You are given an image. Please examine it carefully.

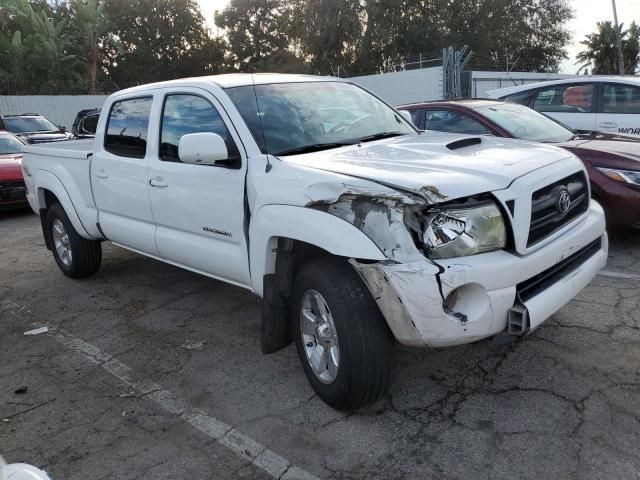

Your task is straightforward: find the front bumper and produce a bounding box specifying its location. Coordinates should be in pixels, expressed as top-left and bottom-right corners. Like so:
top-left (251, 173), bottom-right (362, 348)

top-left (352, 202), bottom-right (607, 348)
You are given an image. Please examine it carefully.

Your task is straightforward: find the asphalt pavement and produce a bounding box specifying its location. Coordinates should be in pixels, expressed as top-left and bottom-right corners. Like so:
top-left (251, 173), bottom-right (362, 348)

top-left (1, 208), bottom-right (639, 479)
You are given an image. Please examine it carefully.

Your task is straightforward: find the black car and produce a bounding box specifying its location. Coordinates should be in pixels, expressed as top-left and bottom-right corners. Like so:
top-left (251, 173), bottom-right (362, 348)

top-left (0, 113), bottom-right (71, 144)
top-left (71, 109), bottom-right (101, 139)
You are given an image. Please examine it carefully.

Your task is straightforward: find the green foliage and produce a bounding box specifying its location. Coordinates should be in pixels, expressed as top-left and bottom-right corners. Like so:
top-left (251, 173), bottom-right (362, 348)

top-left (214, 0), bottom-right (304, 72)
top-left (0, 0), bottom-right (83, 93)
top-left (0, 0), bottom-right (576, 93)
top-left (577, 21), bottom-right (640, 75)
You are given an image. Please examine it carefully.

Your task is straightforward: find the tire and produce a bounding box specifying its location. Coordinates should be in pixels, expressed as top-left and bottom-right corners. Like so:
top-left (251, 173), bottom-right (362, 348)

top-left (46, 203), bottom-right (102, 278)
top-left (291, 257), bottom-right (395, 410)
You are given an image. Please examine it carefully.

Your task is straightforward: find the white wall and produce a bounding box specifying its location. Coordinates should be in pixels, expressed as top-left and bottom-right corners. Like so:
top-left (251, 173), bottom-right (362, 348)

top-left (470, 71), bottom-right (579, 97)
top-left (0, 95), bottom-right (108, 130)
top-left (349, 67), bottom-right (443, 106)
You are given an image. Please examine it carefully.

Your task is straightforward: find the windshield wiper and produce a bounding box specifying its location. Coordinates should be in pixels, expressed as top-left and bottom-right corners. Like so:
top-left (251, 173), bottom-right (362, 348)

top-left (275, 142), bottom-right (356, 156)
top-left (354, 131), bottom-right (408, 143)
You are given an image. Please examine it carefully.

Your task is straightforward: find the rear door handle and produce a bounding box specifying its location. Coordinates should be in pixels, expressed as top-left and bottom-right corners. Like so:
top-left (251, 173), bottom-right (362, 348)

top-left (149, 178), bottom-right (168, 188)
top-left (96, 170), bottom-right (108, 179)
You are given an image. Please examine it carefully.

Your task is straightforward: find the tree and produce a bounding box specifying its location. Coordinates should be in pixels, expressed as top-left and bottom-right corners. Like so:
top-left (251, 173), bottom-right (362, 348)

top-left (287, 0), bottom-right (361, 74)
top-left (0, 0), bottom-right (83, 93)
top-left (102, 0), bottom-right (227, 84)
top-left (577, 21), bottom-right (640, 75)
top-left (69, 0), bottom-right (110, 94)
top-left (215, 0), bottom-right (303, 72)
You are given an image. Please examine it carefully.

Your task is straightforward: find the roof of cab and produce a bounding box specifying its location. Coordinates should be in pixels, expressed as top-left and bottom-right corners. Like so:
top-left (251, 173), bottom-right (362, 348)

top-left (111, 73), bottom-right (342, 97)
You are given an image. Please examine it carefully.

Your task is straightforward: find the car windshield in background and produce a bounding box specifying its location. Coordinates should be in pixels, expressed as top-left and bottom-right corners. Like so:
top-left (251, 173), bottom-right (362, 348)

top-left (476, 103), bottom-right (575, 143)
top-left (0, 135), bottom-right (25, 154)
top-left (226, 81), bottom-right (415, 156)
top-left (3, 116), bottom-right (60, 134)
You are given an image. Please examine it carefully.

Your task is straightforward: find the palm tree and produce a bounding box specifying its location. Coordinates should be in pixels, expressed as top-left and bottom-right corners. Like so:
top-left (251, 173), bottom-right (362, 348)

top-left (70, 0), bottom-right (109, 94)
top-left (577, 21), bottom-right (640, 75)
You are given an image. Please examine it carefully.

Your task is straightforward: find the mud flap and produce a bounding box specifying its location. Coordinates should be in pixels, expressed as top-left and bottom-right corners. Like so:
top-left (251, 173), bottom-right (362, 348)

top-left (261, 273), bottom-right (292, 354)
top-left (39, 208), bottom-right (53, 251)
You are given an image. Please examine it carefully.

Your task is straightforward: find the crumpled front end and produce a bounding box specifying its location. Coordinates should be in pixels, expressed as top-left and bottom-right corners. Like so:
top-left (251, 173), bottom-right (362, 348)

top-left (350, 200), bottom-right (607, 348)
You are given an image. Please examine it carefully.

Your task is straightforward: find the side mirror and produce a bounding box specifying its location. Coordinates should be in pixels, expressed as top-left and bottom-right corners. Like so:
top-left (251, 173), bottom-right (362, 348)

top-left (398, 110), bottom-right (414, 126)
top-left (58, 125), bottom-right (67, 133)
top-left (178, 132), bottom-right (228, 166)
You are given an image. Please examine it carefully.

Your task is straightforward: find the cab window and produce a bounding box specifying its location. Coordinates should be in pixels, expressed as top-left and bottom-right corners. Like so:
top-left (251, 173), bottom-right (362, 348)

top-left (159, 94), bottom-right (240, 166)
top-left (425, 110), bottom-right (490, 135)
top-left (601, 84), bottom-right (640, 114)
top-left (533, 84), bottom-right (594, 113)
top-left (104, 97), bottom-right (152, 158)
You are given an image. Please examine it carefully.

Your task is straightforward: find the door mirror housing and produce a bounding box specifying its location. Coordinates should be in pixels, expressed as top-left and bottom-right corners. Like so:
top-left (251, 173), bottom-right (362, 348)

top-left (179, 132), bottom-right (228, 166)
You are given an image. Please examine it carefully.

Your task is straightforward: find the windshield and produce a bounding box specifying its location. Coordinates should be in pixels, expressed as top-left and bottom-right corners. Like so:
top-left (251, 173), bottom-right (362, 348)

top-left (3, 116), bottom-right (60, 134)
top-left (0, 134), bottom-right (25, 154)
top-left (225, 81), bottom-right (415, 155)
top-left (476, 103), bottom-right (574, 143)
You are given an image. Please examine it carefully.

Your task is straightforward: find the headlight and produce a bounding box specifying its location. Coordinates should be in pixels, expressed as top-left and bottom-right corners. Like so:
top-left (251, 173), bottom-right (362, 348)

top-left (423, 202), bottom-right (506, 259)
top-left (597, 167), bottom-right (640, 186)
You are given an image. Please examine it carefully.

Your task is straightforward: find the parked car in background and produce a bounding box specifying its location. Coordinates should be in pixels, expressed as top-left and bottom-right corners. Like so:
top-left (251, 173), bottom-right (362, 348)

top-left (71, 108), bottom-right (100, 138)
top-left (398, 99), bottom-right (640, 229)
top-left (22, 74), bottom-right (607, 409)
top-left (0, 131), bottom-right (28, 210)
top-left (0, 114), bottom-right (71, 144)
top-left (485, 77), bottom-right (640, 138)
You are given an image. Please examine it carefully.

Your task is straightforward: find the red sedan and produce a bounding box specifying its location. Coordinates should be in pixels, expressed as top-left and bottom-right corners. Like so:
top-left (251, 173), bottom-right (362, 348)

top-left (399, 99), bottom-right (640, 229)
top-left (0, 131), bottom-right (29, 211)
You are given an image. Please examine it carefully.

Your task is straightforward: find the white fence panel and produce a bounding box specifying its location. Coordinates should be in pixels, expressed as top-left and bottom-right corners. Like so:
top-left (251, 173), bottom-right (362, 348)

top-left (0, 95), bottom-right (108, 130)
top-left (349, 67), bottom-right (443, 106)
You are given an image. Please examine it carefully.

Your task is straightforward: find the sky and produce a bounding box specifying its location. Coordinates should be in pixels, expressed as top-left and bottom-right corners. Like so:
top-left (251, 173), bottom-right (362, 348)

top-left (196, 0), bottom-right (640, 73)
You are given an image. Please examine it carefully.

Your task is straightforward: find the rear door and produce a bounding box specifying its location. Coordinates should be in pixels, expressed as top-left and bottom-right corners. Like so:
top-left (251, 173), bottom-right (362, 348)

top-left (596, 82), bottom-right (640, 137)
top-left (147, 88), bottom-right (251, 287)
top-left (91, 95), bottom-right (159, 255)
top-left (530, 83), bottom-right (596, 133)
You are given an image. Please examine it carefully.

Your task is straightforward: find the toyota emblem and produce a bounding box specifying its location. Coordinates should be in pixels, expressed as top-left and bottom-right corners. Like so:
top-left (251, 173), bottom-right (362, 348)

top-left (557, 189), bottom-right (571, 215)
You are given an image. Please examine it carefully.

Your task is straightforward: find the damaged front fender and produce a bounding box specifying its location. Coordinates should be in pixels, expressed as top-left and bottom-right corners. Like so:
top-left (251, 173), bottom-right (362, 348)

top-left (307, 186), bottom-right (428, 263)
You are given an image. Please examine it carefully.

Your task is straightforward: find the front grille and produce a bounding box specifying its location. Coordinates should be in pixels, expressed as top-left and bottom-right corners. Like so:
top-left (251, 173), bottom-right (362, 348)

top-left (0, 180), bottom-right (27, 202)
top-left (516, 237), bottom-right (601, 302)
top-left (527, 172), bottom-right (589, 246)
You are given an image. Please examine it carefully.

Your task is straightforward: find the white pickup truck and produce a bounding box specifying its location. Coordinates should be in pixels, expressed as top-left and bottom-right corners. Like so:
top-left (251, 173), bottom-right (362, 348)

top-left (22, 74), bottom-right (607, 410)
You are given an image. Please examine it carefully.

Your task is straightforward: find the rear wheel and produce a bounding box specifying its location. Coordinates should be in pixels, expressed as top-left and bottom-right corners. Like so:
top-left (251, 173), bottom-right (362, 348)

top-left (292, 257), bottom-right (395, 410)
top-left (46, 203), bottom-right (101, 278)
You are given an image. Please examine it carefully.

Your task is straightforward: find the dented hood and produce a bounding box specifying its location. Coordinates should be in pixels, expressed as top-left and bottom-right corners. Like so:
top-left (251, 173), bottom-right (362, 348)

top-left (282, 133), bottom-right (574, 202)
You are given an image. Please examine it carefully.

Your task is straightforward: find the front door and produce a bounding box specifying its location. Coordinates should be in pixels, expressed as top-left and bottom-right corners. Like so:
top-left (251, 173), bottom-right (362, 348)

top-left (91, 95), bottom-right (159, 255)
top-left (147, 89), bottom-right (251, 287)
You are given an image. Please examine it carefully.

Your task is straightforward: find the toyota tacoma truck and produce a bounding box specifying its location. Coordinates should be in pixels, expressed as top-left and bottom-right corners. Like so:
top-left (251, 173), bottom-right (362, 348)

top-left (22, 74), bottom-right (608, 410)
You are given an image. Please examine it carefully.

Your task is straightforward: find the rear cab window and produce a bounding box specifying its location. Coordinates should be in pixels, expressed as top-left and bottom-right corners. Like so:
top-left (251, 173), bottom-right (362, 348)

top-left (104, 97), bottom-right (153, 158)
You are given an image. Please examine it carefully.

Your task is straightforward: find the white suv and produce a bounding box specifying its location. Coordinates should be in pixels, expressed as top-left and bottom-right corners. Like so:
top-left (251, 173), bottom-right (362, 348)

top-left (486, 77), bottom-right (640, 137)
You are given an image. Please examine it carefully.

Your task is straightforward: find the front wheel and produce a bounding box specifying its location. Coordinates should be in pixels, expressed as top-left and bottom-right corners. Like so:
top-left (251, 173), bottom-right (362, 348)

top-left (46, 203), bottom-right (102, 278)
top-left (292, 257), bottom-right (395, 410)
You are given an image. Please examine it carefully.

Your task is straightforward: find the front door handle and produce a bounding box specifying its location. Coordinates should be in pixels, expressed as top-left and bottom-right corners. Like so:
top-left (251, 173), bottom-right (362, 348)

top-left (597, 122), bottom-right (617, 128)
top-left (96, 170), bottom-right (108, 179)
top-left (149, 178), bottom-right (168, 188)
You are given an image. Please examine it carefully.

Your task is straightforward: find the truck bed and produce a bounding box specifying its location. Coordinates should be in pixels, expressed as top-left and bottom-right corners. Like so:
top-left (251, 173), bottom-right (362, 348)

top-left (23, 139), bottom-right (94, 159)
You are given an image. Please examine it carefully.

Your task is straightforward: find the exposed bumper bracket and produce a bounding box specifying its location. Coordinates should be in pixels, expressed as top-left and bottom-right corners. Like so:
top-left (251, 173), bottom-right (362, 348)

top-left (508, 303), bottom-right (530, 336)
